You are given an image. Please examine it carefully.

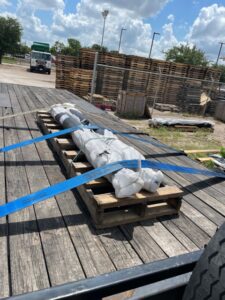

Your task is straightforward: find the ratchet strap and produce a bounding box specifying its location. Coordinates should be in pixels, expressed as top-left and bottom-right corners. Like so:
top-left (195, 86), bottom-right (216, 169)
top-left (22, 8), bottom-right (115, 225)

top-left (0, 159), bottom-right (225, 218)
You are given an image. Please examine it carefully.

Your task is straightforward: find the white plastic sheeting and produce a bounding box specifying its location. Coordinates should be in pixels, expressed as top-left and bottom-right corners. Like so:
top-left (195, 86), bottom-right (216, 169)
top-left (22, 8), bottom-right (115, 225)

top-left (50, 104), bottom-right (164, 198)
top-left (149, 117), bottom-right (214, 128)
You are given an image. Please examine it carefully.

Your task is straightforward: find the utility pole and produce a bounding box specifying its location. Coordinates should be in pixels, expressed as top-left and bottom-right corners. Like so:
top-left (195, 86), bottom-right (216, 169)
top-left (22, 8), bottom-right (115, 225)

top-left (216, 42), bottom-right (225, 66)
top-left (148, 32), bottom-right (160, 59)
top-left (118, 28), bottom-right (126, 53)
top-left (101, 10), bottom-right (109, 50)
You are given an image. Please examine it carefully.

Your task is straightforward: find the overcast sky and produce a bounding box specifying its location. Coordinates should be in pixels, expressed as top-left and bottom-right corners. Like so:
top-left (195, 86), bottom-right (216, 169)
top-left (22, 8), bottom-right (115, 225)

top-left (1, 0), bottom-right (225, 63)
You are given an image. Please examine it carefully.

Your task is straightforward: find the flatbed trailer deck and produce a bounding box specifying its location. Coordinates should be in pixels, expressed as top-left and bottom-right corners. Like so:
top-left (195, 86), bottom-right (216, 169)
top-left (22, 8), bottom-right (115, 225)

top-left (0, 82), bottom-right (224, 298)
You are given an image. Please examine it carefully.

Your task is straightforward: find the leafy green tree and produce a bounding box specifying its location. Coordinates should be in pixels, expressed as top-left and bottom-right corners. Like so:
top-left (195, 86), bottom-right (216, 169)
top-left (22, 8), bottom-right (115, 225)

top-left (50, 41), bottom-right (65, 55)
top-left (0, 16), bottom-right (22, 64)
top-left (110, 50), bottom-right (119, 54)
top-left (62, 38), bottom-right (81, 56)
top-left (91, 44), bottom-right (108, 53)
top-left (17, 43), bottom-right (30, 55)
top-left (165, 44), bottom-right (209, 66)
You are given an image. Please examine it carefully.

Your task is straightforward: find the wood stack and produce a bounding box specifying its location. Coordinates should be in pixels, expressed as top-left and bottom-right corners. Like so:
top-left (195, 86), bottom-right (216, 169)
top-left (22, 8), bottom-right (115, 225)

top-left (69, 68), bottom-right (93, 97)
top-left (177, 80), bottom-right (203, 114)
top-left (117, 90), bottom-right (146, 117)
top-left (97, 53), bottom-right (126, 100)
top-left (124, 55), bottom-right (151, 92)
top-left (55, 50), bottom-right (222, 115)
top-left (56, 55), bottom-right (80, 89)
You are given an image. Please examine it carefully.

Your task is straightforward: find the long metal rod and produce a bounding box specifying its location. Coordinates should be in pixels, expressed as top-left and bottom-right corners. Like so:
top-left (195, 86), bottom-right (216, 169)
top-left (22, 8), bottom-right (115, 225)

top-left (4, 250), bottom-right (202, 300)
top-left (90, 52), bottom-right (98, 103)
top-left (149, 32), bottom-right (160, 59)
top-left (118, 28), bottom-right (126, 53)
top-left (101, 17), bottom-right (106, 49)
top-left (97, 63), bottom-right (222, 85)
top-left (151, 66), bottom-right (162, 117)
top-left (216, 42), bottom-right (224, 66)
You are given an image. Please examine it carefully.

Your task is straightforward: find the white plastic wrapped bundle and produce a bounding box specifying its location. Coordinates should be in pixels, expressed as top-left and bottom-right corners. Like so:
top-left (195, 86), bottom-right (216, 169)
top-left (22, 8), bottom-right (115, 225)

top-left (50, 104), bottom-right (164, 198)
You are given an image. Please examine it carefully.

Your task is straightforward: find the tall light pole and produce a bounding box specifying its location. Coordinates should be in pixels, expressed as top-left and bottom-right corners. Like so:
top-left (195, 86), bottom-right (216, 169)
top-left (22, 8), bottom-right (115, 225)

top-left (216, 42), bottom-right (225, 66)
top-left (148, 32), bottom-right (160, 59)
top-left (118, 28), bottom-right (126, 53)
top-left (100, 10), bottom-right (109, 50)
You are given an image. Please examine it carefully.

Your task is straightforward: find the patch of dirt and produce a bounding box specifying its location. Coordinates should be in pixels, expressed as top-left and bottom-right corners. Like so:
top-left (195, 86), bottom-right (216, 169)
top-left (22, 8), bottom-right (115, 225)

top-left (0, 63), bottom-right (55, 88)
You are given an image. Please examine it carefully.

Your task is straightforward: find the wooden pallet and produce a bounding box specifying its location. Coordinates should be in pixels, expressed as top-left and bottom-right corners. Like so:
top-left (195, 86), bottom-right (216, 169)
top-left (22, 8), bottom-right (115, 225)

top-left (37, 111), bottom-right (183, 228)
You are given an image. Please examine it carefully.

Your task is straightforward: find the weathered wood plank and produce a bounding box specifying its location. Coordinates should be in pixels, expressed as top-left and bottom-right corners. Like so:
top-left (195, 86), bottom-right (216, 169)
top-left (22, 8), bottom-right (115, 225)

top-left (13, 84), bottom-right (86, 285)
top-left (15, 85), bottom-right (117, 277)
top-left (3, 100), bottom-right (49, 295)
top-left (141, 220), bottom-right (188, 257)
top-left (0, 107), bottom-right (9, 298)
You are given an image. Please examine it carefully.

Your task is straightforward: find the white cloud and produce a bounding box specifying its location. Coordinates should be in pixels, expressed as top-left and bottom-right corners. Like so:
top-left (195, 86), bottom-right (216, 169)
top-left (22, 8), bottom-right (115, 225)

top-left (187, 4), bottom-right (225, 61)
top-left (1, 0), bottom-right (177, 59)
top-left (0, 0), bottom-right (10, 7)
top-left (51, 0), bottom-right (175, 58)
top-left (87, 0), bottom-right (170, 18)
top-left (167, 14), bottom-right (174, 22)
top-left (17, 0), bottom-right (64, 12)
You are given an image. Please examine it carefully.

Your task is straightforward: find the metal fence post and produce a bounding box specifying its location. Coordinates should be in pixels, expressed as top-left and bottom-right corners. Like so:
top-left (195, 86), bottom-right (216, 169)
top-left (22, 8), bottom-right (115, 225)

top-left (151, 66), bottom-right (162, 117)
top-left (90, 52), bottom-right (98, 103)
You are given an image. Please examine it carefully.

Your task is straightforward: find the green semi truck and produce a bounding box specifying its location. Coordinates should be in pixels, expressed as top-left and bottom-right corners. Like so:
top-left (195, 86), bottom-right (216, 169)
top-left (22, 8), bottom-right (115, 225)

top-left (30, 42), bottom-right (52, 74)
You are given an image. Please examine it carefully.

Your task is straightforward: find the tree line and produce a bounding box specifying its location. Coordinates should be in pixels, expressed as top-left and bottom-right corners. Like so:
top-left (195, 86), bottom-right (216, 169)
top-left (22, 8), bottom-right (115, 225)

top-left (0, 16), bottom-right (225, 81)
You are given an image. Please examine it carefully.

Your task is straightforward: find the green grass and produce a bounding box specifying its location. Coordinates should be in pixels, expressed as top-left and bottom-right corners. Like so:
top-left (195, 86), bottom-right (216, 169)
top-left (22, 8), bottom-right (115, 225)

top-left (2, 56), bottom-right (17, 64)
top-left (123, 119), bottom-right (221, 169)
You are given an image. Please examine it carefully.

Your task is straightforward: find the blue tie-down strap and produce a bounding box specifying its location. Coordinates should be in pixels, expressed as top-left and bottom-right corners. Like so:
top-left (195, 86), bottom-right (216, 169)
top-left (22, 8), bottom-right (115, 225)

top-left (0, 159), bottom-right (225, 218)
top-left (0, 124), bottom-right (98, 153)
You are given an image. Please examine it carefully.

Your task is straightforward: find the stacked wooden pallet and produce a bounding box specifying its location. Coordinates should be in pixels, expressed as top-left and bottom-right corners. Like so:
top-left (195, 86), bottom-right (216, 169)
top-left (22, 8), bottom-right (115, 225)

top-left (69, 68), bottom-right (93, 97)
top-left (37, 111), bottom-right (183, 229)
top-left (125, 55), bottom-right (151, 92)
top-left (177, 80), bottom-right (203, 114)
top-left (97, 53), bottom-right (126, 100)
top-left (56, 55), bottom-right (80, 89)
top-left (55, 50), bottom-right (222, 115)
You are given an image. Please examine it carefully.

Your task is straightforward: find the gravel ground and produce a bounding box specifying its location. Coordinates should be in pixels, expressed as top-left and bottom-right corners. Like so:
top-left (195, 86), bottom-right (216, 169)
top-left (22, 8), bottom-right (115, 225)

top-left (0, 63), bottom-right (55, 88)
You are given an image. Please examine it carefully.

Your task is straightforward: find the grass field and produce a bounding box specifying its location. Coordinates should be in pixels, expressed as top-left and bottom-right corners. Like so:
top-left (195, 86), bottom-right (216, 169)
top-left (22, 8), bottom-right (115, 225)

top-left (2, 56), bottom-right (17, 64)
top-left (124, 119), bottom-right (222, 168)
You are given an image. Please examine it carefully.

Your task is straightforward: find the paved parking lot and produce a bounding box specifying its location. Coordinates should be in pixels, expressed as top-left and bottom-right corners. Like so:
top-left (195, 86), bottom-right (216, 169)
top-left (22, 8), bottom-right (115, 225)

top-left (0, 63), bottom-right (55, 88)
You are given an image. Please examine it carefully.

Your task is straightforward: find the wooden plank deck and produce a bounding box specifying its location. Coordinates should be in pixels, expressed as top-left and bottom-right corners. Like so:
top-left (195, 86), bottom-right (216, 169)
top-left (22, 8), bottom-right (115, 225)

top-left (0, 82), bottom-right (225, 297)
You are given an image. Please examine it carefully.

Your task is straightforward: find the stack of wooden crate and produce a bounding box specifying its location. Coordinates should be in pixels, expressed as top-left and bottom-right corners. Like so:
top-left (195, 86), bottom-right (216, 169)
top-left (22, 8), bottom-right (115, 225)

top-left (147, 59), bottom-right (171, 105)
top-left (97, 53), bottom-right (126, 100)
top-left (125, 55), bottom-right (151, 92)
top-left (56, 55), bottom-right (80, 89)
top-left (69, 68), bottom-right (93, 97)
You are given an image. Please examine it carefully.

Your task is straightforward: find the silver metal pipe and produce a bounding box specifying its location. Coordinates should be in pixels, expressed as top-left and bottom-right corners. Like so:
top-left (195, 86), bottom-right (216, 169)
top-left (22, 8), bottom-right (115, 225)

top-left (90, 52), bottom-right (98, 103)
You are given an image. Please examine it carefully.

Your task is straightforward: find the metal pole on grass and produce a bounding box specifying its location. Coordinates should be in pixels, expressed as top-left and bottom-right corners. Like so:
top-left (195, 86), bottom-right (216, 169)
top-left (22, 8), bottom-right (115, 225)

top-left (90, 52), bottom-right (98, 103)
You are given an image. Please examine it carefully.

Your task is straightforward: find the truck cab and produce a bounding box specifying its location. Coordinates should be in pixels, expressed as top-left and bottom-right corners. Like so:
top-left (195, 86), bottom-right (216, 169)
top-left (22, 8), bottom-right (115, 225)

top-left (30, 42), bottom-right (52, 74)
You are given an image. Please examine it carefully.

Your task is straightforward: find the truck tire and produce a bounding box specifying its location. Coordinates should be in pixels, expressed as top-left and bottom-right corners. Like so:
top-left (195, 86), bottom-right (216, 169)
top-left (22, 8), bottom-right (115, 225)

top-left (183, 222), bottom-right (225, 300)
top-left (48, 70), bottom-right (51, 75)
top-left (30, 67), bottom-right (33, 72)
